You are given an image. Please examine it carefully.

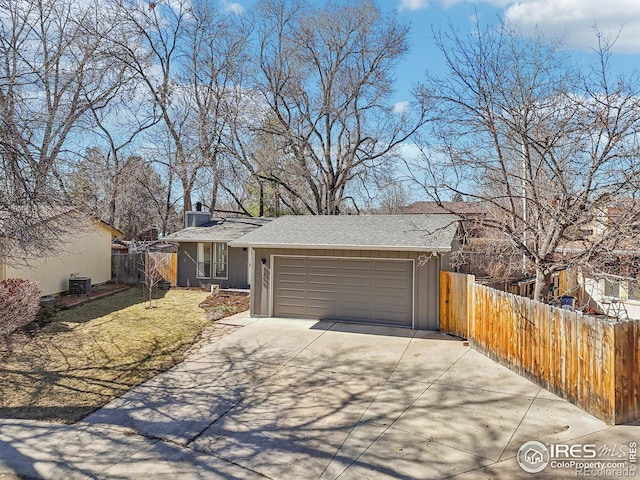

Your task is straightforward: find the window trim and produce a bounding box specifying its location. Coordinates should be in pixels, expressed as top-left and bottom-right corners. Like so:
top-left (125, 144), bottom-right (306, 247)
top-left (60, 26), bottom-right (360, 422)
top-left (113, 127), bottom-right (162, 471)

top-left (196, 242), bottom-right (212, 279)
top-left (627, 281), bottom-right (640, 302)
top-left (213, 242), bottom-right (228, 279)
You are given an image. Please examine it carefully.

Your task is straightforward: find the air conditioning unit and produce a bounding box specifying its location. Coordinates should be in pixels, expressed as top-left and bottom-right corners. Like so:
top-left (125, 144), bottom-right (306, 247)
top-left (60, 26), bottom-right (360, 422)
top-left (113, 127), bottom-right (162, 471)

top-left (69, 277), bottom-right (91, 294)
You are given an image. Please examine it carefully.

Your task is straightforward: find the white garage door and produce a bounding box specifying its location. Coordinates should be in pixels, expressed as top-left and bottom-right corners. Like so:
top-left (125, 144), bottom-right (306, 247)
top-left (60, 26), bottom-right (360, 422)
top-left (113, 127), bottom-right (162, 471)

top-left (273, 256), bottom-right (413, 327)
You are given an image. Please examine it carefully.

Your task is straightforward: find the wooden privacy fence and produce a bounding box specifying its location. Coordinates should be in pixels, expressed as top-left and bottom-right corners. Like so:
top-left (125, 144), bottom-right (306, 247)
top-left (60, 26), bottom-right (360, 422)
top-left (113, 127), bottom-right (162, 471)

top-left (440, 271), bottom-right (640, 425)
top-left (111, 253), bottom-right (177, 286)
top-left (147, 252), bottom-right (178, 286)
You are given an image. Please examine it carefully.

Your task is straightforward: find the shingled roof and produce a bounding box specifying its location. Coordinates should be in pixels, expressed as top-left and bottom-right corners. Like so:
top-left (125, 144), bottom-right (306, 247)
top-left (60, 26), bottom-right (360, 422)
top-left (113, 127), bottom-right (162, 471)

top-left (163, 217), bottom-right (271, 243)
top-left (228, 215), bottom-right (458, 252)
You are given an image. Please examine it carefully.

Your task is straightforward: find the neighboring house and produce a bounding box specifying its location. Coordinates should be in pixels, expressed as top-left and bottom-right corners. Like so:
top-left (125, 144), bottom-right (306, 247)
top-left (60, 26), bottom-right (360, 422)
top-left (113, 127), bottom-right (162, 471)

top-left (559, 260), bottom-right (640, 321)
top-left (543, 201), bottom-right (640, 319)
top-left (0, 219), bottom-right (123, 296)
top-left (403, 200), bottom-right (487, 217)
top-left (403, 201), bottom-right (525, 283)
top-left (163, 213), bottom-right (272, 289)
top-left (229, 214), bottom-right (459, 330)
top-left (403, 201), bottom-right (493, 246)
top-left (579, 274), bottom-right (639, 320)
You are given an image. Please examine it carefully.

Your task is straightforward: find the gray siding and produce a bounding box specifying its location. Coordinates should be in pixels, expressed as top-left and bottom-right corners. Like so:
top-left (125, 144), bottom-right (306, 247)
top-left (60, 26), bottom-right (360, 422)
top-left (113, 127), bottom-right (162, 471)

top-left (228, 246), bottom-right (249, 287)
top-left (250, 248), bottom-right (440, 330)
top-left (415, 255), bottom-right (440, 330)
top-left (177, 242), bottom-right (249, 289)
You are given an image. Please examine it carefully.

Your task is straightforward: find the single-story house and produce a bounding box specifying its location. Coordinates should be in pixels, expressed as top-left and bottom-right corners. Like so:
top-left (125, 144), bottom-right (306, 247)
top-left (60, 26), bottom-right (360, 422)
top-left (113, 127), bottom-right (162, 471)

top-left (163, 213), bottom-right (272, 289)
top-left (229, 214), bottom-right (459, 330)
top-left (0, 218), bottom-right (123, 296)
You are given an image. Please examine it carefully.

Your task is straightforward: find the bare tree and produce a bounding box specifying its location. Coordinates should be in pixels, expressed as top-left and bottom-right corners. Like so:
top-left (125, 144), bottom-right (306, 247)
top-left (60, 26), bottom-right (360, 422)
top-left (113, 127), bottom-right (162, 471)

top-left (415, 20), bottom-right (640, 300)
top-left (225, 110), bottom-right (314, 215)
top-left (101, 0), bottom-right (250, 214)
top-left (0, 0), bottom-right (127, 262)
top-left (85, 86), bottom-right (160, 227)
top-left (142, 251), bottom-right (172, 308)
top-left (376, 181), bottom-right (410, 214)
top-left (246, 0), bottom-right (426, 215)
top-left (68, 150), bottom-right (179, 239)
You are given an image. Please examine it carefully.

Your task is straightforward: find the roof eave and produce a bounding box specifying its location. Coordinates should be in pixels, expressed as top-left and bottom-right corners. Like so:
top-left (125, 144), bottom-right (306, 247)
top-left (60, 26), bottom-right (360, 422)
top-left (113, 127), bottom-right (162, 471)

top-left (227, 242), bottom-right (452, 252)
top-left (96, 220), bottom-right (124, 237)
top-left (165, 238), bottom-right (236, 243)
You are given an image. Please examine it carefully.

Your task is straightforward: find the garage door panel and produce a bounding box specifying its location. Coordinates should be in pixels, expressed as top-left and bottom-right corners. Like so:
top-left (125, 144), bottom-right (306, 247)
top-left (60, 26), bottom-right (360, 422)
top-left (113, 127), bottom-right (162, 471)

top-left (274, 256), bottom-right (413, 327)
top-left (307, 306), bottom-right (338, 317)
top-left (338, 285), bottom-right (373, 296)
top-left (277, 294), bottom-right (307, 304)
top-left (340, 275), bottom-right (372, 285)
top-left (374, 266), bottom-right (409, 275)
top-left (308, 292), bottom-right (339, 302)
top-left (340, 306), bottom-right (372, 318)
top-left (340, 259), bottom-right (371, 269)
top-left (341, 289), bottom-right (375, 300)
top-left (277, 306), bottom-right (308, 317)
top-left (278, 257), bottom-right (307, 267)
top-left (278, 275), bottom-right (307, 286)
top-left (372, 279), bottom-right (410, 290)
top-left (374, 266), bottom-right (407, 275)
top-left (309, 275), bottom-right (339, 285)
top-left (308, 258), bottom-right (338, 269)
top-left (307, 264), bottom-right (338, 272)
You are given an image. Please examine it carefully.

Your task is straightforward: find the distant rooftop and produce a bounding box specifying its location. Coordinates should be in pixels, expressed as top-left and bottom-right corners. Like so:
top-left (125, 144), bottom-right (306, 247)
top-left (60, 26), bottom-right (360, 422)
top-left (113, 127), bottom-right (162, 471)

top-left (403, 201), bottom-right (487, 216)
top-left (229, 214), bottom-right (458, 252)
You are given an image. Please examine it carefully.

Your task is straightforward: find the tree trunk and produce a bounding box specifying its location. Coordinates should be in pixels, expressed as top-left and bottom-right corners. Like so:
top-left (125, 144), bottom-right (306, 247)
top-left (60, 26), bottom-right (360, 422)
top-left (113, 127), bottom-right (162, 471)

top-left (182, 184), bottom-right (192, 213)
top-left (259, 181), bottom-right (264, 217)
top-left (533, 267), bottom-right (553, 302)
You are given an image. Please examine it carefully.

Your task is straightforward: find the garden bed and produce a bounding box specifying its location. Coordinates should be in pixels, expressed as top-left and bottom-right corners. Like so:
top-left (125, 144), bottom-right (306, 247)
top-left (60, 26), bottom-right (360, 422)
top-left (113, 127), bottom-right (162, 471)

top-left (198, 290), bottom-right (250, 320)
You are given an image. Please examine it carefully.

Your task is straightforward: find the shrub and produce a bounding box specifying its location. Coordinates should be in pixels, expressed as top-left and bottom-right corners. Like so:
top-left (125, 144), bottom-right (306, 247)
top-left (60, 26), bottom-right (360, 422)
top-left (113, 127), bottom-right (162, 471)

top-left (36, 303), bottom-right (58, 325)
top-left (0, 279), bottom-right (41, 336)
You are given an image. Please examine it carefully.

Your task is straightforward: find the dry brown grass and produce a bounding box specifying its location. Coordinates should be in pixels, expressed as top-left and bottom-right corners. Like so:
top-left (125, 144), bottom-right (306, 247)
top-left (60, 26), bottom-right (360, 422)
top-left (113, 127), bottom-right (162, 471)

top-left (0, 288), bottom-right (214, 424)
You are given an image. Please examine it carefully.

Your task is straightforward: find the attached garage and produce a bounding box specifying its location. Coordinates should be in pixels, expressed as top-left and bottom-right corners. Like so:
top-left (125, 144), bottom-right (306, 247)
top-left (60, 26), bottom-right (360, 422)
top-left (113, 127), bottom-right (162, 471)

top-left (229, 215), bottom-right (458, 330)
top-left (273, 256), bottom-right (414, 326)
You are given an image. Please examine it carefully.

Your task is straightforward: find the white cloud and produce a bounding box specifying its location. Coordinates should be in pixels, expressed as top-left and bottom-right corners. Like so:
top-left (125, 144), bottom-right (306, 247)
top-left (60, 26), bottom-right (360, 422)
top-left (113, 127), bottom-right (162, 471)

top-left (393, 100), bottom-right (410, 114)
top-left (398, 0), bottom-right (429, 11)
top-left (500, 0), bottom-right (640, 53)
top-left (435, 1), bottom-right (640, 53)
top-left (395, 142), bottom-right (425, 162)
top-left (439, 0), bottom-right (514, 7)
top-left (222, 0), bottom-right (244, 15)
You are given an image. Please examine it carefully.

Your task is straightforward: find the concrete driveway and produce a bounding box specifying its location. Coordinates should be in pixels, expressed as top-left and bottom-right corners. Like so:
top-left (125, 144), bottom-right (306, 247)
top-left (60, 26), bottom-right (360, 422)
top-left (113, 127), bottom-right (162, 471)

top-left (0, 312), bottom-right (637, 479)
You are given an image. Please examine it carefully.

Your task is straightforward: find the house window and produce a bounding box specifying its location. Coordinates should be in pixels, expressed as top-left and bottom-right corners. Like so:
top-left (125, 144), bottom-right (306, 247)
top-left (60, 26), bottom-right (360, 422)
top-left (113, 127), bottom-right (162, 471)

top-left (197, 243), bottom-right (211, 278)
top-left (628, 282), bottom-right (640, 301)
top-left (214, 243), bottom-right (228, 278)
top-left (604, 278), bottom-right (620, 298)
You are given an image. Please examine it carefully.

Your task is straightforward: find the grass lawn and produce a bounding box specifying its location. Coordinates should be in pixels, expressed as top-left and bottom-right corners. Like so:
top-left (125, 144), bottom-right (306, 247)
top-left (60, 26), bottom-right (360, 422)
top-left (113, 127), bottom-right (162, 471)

top-left (0, 288), bottom-right (216, 424)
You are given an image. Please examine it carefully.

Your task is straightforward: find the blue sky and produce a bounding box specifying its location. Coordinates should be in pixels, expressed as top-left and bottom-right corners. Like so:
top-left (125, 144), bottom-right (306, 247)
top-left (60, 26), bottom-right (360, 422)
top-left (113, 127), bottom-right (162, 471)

top-left (392, 0), bottom-right (640, 105)
top-left (223, 0), bottom-right (640, 107)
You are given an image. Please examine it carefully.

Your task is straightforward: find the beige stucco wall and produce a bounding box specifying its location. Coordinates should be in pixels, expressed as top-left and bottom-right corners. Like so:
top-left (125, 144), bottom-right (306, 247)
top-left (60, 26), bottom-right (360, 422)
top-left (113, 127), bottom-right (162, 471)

top-left (4, 223), bottom-right (113, 296)
top-left (250, 248), bottom-right (441, 330)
